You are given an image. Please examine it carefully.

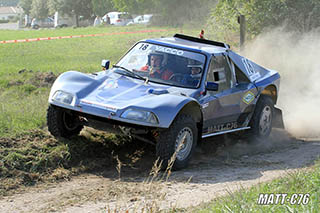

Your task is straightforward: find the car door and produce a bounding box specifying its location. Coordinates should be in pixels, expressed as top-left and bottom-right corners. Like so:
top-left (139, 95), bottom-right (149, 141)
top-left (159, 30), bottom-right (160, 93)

top-left (200, 53), bottom-right (257, 136)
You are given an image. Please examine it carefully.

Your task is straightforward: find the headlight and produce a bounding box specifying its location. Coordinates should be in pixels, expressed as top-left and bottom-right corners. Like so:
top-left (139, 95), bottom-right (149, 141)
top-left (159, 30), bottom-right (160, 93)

top-left (52, 90), bottom-right (74, 105)
top-left (121, 109), bottom-right (159, 124)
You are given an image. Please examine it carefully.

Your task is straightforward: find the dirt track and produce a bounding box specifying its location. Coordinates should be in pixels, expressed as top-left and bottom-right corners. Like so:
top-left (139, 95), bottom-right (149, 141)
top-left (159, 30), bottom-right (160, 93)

top-left (1, 129), bottom-right (320, 212)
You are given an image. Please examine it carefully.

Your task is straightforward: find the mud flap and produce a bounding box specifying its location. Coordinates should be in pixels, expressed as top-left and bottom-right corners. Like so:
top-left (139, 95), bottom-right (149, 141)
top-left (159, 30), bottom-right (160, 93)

top-left (273, 107), bottom-right (285, 129)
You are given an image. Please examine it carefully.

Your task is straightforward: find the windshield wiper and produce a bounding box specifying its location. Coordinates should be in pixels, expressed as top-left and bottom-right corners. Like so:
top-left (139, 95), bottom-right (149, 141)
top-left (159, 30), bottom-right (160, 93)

top-left (113, 65), bottom-right (146, 82)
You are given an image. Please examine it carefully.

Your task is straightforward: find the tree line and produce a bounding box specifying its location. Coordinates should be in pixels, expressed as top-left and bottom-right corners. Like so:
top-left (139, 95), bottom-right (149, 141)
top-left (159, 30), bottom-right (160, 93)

top-left (18, 0), bottom-right (320, 34)
top-left (209, 0), bottom-right (320, 39)
top-left (18, 0), bottom-right (215, 26)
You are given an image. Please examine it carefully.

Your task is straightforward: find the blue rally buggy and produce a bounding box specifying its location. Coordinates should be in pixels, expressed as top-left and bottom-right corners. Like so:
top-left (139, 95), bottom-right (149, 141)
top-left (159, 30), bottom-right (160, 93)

top-left (47, 34), bottom-right (284, 170)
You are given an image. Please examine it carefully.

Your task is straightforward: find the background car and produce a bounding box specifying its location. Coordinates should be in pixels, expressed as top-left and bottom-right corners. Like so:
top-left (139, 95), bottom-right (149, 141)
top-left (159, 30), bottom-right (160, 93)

top-left (102, 12), bottom-right (133, 26)
top-left (31, 17), bottom-right (54, 29)
top-left (127, 14), bottom-right (153, 26)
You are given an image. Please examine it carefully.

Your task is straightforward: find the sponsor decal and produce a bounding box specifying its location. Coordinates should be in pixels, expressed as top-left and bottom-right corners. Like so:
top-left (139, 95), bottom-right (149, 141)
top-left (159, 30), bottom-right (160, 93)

top-left (208, 122), bottom-right (238, 132)
top-left (201, 103), bottom-right (209, 109)
top-left (243, 91), bottom-right (255, 104)
top-left (242, 58), bottom-right (261, 81)
top-left (155, 46), bottom-right (184, 56)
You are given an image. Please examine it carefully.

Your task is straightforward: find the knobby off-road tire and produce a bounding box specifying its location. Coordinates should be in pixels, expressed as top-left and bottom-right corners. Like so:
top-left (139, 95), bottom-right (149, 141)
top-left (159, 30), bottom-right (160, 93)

top-left (47, 105), bottom-right (83, 138)
top-left (156, 114), bottom-right (197, 170)
top-left (249, 95), bottom-right (274, 139)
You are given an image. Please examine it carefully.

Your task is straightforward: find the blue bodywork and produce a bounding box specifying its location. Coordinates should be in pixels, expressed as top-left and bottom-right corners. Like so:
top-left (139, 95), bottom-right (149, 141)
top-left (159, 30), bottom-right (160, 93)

top-left (48, 34), bottom-right (282, 138)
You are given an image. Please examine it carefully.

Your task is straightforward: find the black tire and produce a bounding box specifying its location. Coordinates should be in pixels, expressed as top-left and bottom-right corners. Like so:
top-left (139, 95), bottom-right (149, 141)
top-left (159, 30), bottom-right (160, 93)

top-left (156, 114), bottom-right (197, 170)
top-left (249, 95), bottom-right (274, 139)
top-left (47, 105), bottom-right (83, 138)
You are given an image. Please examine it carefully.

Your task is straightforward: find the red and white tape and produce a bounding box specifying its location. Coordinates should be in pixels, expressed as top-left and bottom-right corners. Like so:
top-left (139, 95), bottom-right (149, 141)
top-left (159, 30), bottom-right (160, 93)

top-left (0, 29), bottom-right (168, 44)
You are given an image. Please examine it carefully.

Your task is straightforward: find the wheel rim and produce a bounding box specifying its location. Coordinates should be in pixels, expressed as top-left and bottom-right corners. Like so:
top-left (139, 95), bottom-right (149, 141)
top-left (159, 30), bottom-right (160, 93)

top-left (175, 127), bottom-right (193, 161)
top-left (259, 106), bottom-right (272, 136)
top-left (62, 112), bottom-right (79, 131)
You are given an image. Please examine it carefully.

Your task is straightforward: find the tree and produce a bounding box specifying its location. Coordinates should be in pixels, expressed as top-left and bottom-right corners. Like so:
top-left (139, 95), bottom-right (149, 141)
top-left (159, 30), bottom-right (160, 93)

top-left (112, 0), bottom-right (153, 14)
top-left (19, 0), bottom-right (33, 15)
top-left (150, 0), bottom-right (216, 26)
top-left (48, 0), bottom-right (65, 14)
top-left (31, 0), bottom-right (49, 19)
top-left (48, 0), bottom-right (93, 27)
top-left (209, 0), bottom-right (320, 38)
top-left (92, 0), bottom-right (114, 17)
top-left (284, 0), bottom-right (320, 32)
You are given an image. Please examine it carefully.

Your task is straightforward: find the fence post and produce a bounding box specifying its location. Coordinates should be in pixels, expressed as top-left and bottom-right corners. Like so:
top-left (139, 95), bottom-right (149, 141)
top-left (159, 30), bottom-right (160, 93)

top-left (238, 14), bottom-right (246, 52)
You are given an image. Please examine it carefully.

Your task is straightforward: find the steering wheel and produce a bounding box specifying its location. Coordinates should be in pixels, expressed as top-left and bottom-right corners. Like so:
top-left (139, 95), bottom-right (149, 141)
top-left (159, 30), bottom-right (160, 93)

top-left (169, 73), bottom-right (185, 82)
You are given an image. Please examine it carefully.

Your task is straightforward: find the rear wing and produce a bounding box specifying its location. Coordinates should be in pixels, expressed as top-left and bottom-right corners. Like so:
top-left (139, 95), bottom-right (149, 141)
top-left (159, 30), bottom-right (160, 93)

top-left (174, 34), bottom-right (230, 49)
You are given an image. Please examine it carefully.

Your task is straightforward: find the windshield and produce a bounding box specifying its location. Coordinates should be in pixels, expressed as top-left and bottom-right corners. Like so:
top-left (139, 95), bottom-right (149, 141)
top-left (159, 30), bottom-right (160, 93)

top-left (116, 42), bottom-right (206, 88)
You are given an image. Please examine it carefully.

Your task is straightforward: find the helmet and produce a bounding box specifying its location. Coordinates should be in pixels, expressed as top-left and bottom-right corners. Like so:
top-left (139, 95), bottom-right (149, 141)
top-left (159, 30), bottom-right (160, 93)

top-left (189, 66), bottom-right (202, 78)
top-left (188, 59), bottom-right (203, 78)
top-left (148, 51), bottom-right (168, 67)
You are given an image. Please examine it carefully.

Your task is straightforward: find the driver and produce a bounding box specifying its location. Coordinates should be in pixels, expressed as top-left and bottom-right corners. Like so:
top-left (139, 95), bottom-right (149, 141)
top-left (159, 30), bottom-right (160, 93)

top-left (141, 52), bottom-right (173, 80)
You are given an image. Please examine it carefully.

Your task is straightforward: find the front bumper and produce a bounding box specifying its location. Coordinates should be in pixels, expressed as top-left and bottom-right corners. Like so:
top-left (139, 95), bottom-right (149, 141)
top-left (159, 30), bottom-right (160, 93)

top-left (51, 105), bottom-right (157, 136)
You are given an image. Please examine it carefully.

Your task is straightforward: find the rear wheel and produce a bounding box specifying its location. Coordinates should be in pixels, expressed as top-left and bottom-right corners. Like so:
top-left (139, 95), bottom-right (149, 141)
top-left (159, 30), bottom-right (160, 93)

top-left (249, 95), bottom-right (274, 139)
top-left (47, 105), bottom-right (83, 138)
top-left (156, 114), bottom-right (197, 170)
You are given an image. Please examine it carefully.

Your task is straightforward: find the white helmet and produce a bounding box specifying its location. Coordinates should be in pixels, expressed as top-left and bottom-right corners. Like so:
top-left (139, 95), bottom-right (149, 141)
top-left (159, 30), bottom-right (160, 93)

top-left (188, 60), bottom-right (203, 78)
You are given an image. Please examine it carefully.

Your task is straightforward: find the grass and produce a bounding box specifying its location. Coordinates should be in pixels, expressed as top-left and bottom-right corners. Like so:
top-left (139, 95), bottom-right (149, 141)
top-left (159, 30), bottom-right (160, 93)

top-left (196, 161), bottom-right (320, 212)
top-left (0, 25), bottom-right (200, 137)
top-left (0, 87), bottom-right (49, 135)
top-left (0, 128), bottom-right (135, 196)
top-left (0, 25), bottom-right (176, 41)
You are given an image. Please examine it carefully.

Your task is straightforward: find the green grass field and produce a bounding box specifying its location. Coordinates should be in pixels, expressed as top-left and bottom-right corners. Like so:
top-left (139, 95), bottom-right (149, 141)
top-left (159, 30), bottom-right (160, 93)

top-left (0, 25), bottom-right (199, 137)
top-left (196, 161), bottom-right (320, 212)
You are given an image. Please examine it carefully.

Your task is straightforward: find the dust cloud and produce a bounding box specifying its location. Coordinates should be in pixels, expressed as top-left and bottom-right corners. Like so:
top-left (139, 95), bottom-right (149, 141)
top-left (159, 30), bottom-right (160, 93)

top-left (243, 27), bottom-right (320, 138)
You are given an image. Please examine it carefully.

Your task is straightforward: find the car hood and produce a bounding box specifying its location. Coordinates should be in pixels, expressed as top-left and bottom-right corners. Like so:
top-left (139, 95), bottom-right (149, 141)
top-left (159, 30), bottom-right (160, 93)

top-left (79, 73), bottom-right (195, 110)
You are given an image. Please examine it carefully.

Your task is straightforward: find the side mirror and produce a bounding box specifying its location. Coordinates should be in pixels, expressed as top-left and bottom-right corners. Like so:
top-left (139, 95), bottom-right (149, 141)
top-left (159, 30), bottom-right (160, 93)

top-left (101, 59), bottom-right (110, 70)
top-left (206, 82), bottom-right (219, 91)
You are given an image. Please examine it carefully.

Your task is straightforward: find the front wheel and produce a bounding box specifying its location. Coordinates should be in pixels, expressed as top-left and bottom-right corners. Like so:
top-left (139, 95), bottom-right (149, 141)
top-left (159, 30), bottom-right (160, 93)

top-left (156, 114), bottom-right (197, 170)
top-left (249, 95), bottom-right (274, 139)
top-left (47, 105), bottom-right (83, 138)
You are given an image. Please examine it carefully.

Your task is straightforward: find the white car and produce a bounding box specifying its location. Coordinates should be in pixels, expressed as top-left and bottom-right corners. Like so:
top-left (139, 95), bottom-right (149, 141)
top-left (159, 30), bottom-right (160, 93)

top-left (31, 17), bottom-right (54, 29)
top-left (127, 14), bottom-right (153, 26)
top-left (102, 12), bottom-right (133, 26)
